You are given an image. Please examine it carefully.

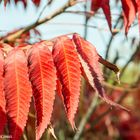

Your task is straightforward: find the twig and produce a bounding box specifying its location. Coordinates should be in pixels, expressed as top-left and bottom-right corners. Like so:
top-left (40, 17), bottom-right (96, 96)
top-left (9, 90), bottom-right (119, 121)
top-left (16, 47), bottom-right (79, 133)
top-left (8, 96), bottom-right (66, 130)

top-left (103, 16), bottom-right (121, 74)
top-left (103, 82), bottom-right (140, 92)
top-left (73, 93), bottom-right (98, 140)
top-left (1, 0), bottom-right (78, 43)
top-left (36, 0), bottom-right (56, 24)
top-left (65, 10), bottom-right (122, 17)
top-left (83, 0), bottom-right (89, 39)
top-left (105, 16), bottom-right (121, 60)
top-left (35, 1), bottom-right (49, 24)
top-left (46, 22), bottom-right (122, 32)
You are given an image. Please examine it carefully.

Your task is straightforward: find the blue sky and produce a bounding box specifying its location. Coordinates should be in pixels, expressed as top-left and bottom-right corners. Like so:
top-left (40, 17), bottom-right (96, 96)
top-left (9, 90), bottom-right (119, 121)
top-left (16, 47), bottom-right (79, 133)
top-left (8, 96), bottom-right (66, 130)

top-left (0, 0), bottom-right (139, 66)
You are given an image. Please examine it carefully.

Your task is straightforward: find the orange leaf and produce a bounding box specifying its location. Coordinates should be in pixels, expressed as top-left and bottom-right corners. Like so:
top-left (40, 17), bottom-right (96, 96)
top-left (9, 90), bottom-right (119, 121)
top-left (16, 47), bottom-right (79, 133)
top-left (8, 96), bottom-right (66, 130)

top-left (52, 37), bottom-right (81, 129)
top-left (4, 48), bottom-right (32, 140)
top-left (27, 41), bottom-right (56, 140)
top-left (0, 49), bottom-right (6, 135)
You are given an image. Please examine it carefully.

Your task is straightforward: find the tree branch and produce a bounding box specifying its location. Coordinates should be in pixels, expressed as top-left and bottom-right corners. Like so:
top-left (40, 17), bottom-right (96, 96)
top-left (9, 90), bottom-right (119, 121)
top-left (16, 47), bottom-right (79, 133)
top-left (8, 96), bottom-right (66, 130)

top-left (1, 0), bottom-right (78, 43)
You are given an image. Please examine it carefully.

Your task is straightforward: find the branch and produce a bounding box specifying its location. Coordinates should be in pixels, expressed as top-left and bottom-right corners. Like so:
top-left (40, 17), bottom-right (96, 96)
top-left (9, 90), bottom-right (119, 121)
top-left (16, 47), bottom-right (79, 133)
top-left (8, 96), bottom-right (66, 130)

top-left (1, 0), bottom-right (78, 43)
top-left (73, 93), bottom-right (98, 140)
top-left (103, 16), bottom-right (122, 74)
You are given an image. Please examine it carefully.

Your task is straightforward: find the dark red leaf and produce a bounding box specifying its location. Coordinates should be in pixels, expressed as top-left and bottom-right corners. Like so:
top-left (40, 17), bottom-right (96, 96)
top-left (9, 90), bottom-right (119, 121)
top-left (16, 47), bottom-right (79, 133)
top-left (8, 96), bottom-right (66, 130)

top-left (27, 41), bottom-right (56, 140)
top-left (52, 37), bottom-right (81, 129)
top-left (4, 48), bottom-right (32, 140)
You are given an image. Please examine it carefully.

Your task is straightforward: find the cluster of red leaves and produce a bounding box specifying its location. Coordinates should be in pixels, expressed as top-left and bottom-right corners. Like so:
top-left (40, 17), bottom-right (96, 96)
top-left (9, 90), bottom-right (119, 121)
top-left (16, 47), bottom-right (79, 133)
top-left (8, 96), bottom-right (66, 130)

top-left (0, 34), bottom-right (126, 140)
top-left (91, 0), bottom-right (140, 34)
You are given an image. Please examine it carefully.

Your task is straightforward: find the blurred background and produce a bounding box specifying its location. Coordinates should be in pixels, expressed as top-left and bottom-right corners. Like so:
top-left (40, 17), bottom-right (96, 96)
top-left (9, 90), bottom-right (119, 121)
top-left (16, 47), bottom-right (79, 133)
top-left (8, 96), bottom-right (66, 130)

top-left (0, 0), bottom-right (140, 140)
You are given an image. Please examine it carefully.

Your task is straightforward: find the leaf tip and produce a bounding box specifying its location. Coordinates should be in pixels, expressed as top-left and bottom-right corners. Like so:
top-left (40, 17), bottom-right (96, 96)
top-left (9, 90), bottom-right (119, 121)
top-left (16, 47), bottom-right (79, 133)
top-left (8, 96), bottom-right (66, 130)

top-left (71, 121), bottom-right (77, 132)
top-left (116, 71), bottom-right (120, 84)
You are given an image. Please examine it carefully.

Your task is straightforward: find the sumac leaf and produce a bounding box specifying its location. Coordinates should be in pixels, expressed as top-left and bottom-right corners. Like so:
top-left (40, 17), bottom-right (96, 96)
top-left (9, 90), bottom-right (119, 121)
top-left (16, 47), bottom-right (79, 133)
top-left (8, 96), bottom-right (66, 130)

top-left (52, 37), bottom-right (81, 129)
top-left (73, 33), bottom-right (128, 110)
top-left (0, 49), bottom-right (6, 135)
top-left (27, 41), bottom-right (56, 140)
top-left (4, 48), bottom-right (32, 140)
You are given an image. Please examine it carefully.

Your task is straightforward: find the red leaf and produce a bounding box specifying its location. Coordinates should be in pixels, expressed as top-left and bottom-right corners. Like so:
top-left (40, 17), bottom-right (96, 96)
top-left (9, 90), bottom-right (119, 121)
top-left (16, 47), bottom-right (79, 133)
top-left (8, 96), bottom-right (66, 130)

top-left (0, 49), bottom-right (6, 135)
top-left (32, 0), bottom-right (41, 6)
top-left (73, 33), bottom-right (128, 110)
top-left (91, 0), bottom-right (101, 11)
top-left (4, 48), bottom-right (32, 140)
top-left (91, 0), bottom-right (112, 31)
top-left (121, 0), bottom-right (137, 35)
top-left (27, 41), bottom-right (56, 140)
top-left (52, 37), bottom-right (81, 129)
